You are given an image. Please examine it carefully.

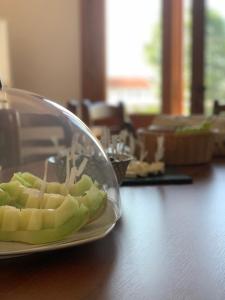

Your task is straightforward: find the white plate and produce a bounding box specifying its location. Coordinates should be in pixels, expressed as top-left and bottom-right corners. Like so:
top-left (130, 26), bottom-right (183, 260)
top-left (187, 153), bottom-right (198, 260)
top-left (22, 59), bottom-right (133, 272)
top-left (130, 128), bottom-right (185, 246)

top-left (0, 202), bottom-right (118, 259)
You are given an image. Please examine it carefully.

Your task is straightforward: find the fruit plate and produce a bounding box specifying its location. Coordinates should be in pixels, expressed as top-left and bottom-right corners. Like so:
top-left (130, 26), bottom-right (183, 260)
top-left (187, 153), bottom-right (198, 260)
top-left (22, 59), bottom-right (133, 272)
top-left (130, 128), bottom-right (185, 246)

top-left (0, 201), bottom-right (117, 259)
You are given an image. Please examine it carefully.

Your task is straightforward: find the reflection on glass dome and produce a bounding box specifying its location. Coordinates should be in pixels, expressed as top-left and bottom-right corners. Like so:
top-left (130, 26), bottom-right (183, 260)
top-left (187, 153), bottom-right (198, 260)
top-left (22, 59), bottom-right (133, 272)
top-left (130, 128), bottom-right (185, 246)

top-left (0, 86), bottom-right (120, 247)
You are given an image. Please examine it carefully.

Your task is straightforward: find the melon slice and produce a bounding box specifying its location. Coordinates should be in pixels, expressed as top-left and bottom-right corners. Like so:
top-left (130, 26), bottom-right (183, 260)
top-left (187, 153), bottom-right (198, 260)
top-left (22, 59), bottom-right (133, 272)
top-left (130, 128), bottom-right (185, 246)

top-left (25, 194), bottom-right (41, 208)
top-left (0, 204), bottom-right (88, 244)
top-left (42, 209), bottom-right (55, 229)
top-left (27, 209), bottom-right (43, 231)
top-left (55, 196), bottom-right (79, 227)
top-left (79, 185), bottom-right (107, 222)
top-left (11, 173), bottom-right (32, 188)
top-left (11, 172), bottom-right (93, 197)
top-left (69, 175), bottom-right (93, 196)
top-left (0, 181), bottom-right (23, 204)
top-left (0, 188), bottom-right (11, 206)
top-left (19, 209), bottom-right (32, 230)
top-left (1, 206), bottom-right (20, 231)
top-left (42, 194), bottom-right (65, 209)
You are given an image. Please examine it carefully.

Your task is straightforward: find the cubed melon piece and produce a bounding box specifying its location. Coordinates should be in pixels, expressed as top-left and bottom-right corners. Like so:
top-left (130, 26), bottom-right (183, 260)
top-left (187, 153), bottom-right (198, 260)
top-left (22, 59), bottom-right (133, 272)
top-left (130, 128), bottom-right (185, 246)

top-left (69, 175), bottom-right (93, 196)
top-left (27, 209), bottom-right (43, 230)
top-left (1, 206), bottom-right (20, 231)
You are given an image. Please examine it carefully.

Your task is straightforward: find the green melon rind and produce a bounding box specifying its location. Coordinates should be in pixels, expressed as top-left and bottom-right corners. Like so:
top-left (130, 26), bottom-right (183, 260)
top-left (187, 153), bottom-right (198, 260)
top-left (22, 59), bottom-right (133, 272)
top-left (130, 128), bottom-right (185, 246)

top-left (79, 185), bottom-right (107, 222)
top-left (0, 204), bottom-right (89, 244)
top-left (11, 173), bottom-right (32, 188)
top-left (0, 181), bottom-right (25, 206)
top-left (0, 188), bottom-right (11, 206)
top-left (69, 175), bottom-right (93, 196)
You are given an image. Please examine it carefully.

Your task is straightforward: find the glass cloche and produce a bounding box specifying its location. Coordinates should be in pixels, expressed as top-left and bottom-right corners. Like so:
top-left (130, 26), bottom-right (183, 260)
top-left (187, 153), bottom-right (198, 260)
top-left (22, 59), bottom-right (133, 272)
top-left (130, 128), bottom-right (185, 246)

top-left (0, 85), bottom-right (120, 254)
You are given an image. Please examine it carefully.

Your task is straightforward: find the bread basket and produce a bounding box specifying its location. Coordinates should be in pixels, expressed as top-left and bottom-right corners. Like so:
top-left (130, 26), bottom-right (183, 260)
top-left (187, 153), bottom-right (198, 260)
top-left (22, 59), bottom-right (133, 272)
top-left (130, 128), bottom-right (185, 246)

top-left (138, 129), bottom-right (214, 165)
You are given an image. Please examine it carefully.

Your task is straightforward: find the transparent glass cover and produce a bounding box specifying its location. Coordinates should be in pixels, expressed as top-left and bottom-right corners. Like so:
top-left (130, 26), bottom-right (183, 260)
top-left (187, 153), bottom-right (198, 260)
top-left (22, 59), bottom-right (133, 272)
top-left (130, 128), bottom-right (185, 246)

top-left (0, 87), bottom-right (121, 247)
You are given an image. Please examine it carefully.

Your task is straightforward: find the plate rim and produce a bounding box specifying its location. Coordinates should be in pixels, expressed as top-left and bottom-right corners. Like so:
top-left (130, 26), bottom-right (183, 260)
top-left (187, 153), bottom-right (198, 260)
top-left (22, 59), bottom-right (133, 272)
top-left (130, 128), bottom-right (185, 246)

top-left (0, 223), bottom-right (116, 258)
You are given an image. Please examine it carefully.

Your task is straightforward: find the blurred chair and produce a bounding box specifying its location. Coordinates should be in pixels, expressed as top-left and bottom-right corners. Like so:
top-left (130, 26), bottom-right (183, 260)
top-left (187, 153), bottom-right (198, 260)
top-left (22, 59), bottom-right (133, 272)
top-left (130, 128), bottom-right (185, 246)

top-left (18, 113), bottom-right (72, 164)
top-left (67, 99), bottom-right (83, 120)
top-left (213, 100), bottom-right (225, 115)
top-left (82, 100), bottom-right (134, 135)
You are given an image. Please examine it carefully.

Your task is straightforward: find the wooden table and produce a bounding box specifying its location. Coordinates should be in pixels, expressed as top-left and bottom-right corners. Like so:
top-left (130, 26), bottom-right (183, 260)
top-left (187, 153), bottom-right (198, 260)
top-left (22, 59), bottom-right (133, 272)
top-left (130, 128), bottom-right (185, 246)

top-left (1, 160), bottom-right (225, 299)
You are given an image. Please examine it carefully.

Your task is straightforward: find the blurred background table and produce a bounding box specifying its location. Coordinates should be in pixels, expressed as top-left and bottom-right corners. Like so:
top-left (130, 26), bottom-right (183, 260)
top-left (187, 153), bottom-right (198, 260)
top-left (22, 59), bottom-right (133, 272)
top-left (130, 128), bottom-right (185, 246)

top-left (1, 159), bottom-right (225, 299)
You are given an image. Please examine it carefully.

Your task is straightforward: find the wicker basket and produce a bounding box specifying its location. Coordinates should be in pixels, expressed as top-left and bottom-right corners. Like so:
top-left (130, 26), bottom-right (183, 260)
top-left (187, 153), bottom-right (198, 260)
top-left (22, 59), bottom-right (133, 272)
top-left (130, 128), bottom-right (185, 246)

top-left (138, 129), bottom-right (214, 165)
top-left (213, 131), bottom-right (225, 157)
top-left (110, 155), bottom-right (132, 185)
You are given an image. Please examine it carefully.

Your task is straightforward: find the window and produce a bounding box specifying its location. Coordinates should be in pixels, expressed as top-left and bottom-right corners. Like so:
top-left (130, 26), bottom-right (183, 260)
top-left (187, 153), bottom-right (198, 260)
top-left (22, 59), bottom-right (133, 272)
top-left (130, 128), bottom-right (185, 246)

top-left (81, 0), bottom-right (217, 117)
top-left (106, 0), bottom-right (162, 114)
top-left (205, 0), bottom-right (225, 114)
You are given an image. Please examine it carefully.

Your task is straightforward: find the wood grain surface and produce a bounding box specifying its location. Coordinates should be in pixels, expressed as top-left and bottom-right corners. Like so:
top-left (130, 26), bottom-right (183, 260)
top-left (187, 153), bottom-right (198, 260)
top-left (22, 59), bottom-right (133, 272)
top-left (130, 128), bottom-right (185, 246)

top-left (1, 160), bottom-right (225, 300)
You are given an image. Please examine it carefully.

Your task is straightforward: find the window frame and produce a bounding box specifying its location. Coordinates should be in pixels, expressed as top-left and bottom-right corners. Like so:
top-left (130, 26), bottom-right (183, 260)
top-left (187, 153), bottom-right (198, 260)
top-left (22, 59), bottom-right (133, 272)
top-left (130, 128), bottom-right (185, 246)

top-left (190, 0), bottom-right (205, 114)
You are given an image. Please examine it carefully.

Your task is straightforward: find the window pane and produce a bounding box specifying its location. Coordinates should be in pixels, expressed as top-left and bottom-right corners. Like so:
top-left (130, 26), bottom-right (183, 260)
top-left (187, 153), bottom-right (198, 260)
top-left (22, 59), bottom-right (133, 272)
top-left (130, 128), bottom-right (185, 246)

top-left (106, 0), bottom-right (162, 114)
top-left (205, 0), bottom-right (225, 114)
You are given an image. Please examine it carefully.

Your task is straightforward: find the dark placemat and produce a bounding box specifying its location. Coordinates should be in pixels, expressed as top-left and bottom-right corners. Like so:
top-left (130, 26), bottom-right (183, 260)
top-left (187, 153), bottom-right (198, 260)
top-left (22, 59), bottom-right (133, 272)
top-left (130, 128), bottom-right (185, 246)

top-left (121, 168), bottom-right (193, 186)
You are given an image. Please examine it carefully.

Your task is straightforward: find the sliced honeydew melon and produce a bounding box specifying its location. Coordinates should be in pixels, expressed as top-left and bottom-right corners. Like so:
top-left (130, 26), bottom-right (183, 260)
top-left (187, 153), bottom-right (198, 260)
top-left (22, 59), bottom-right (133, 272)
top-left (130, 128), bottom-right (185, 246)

top-left (14, 172), bottom-right (37, 186)
top-left (11, 172), bottom-right (60, 192)
top-left (27, 209), bottom-right (43, 231)
top-left (0, 181), bottom-right (23, 204)
top-left (12, 173), bottom-right (93, 197)
top-left (46, 182), bottom-right (61, 194)
top-left (0, 183), bottom-right (38, 208)
top-left (0, 181), bottom-right (67, 210)
top-left (55, 196), bottom-right (79, 227)
top-left (0, 188), bottom-right (11, 206)
top-left (42, 209), bottom-right (55, 229)
top-left (0, 172), bottom-right (107, 244)
top-left (45, 182), bottom-right (69, 196)
top-left (79, 185), bottom-right (107, 222)
top-left (60, 184), bottom-right (69, 196)
top-left (24, 191), bottom-right (66, 210)
top-left (0, 182), bottom-right (29, 209)
top-left (13, 172), bottom-right (42, 190)
top-left (21, 188), bottom-right (64, 210)
top-left (0, 204), bottom-right (88, 244)
top-left (25, 193), bottom-right (41, 209)
top-left (11, 173), bottom-right (32, 188)
top-left (16, 191), bottom-right (29, 207)
top-left (19, 209), bottom-right (32, 230)
top-left (3, 174), bottom-right (106, 219)
top-left (69, 175), bottom-right (93, 196)
top-left (32, 179), bottom-right (42, 190)
top-left (1, 206), bottom-right (20, 231)
top-left (20, 207), bottom-right (55, 231)
top-left (43, 194), bottom-right (65, 209)
top-left (0, 194), bottom-right (88, 233)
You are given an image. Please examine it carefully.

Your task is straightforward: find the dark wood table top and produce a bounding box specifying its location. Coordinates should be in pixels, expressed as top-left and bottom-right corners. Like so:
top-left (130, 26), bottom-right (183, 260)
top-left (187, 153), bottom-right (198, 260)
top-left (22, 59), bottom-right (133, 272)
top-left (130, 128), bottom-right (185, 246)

top-left (1, 160), bottom-right (225, 300)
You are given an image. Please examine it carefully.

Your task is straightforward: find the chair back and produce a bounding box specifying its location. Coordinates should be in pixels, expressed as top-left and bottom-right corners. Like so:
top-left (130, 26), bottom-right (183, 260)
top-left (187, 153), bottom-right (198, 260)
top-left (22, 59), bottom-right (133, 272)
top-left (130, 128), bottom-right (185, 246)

top-left (67, 99), bottom-right (83, 119)
top-left (83, 100), bottom-right (126, 134)
top-left (213, 100), bottom-right (225, 115)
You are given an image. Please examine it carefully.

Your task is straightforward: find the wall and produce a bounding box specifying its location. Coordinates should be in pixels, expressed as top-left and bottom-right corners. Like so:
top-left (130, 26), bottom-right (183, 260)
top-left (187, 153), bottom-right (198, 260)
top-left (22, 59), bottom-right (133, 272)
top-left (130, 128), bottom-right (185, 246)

top-left (0, 0), bottom-right (81, 104)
